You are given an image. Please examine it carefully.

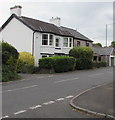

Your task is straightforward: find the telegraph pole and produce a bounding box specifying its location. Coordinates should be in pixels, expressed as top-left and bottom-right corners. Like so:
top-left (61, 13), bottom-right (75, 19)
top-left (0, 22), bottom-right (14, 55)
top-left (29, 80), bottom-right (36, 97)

top-left (106, 24), bottom-right (107, 47)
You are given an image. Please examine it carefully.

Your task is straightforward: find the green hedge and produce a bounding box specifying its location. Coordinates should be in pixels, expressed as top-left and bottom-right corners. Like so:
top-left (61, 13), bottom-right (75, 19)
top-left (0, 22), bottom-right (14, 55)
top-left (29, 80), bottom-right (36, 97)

top-left (69, 47), bottom-right (93, 70)
top-left (2, 42), bottom-right (19, 82)
top-left (93, 61), bottom-right (107, 68)
top-left (39, 57), bottom-right (55, 69)
top-left (39, 56), bottom-right (76, 73)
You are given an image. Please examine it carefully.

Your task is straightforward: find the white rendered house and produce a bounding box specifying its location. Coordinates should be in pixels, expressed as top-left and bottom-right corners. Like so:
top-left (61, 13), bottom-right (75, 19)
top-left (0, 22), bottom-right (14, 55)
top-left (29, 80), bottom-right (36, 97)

top-left (0, 5), bottom-right (93, 66)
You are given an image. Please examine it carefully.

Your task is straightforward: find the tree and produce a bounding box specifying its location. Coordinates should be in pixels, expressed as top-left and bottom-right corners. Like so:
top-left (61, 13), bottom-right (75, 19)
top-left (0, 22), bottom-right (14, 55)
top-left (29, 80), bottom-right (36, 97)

top-left (95, 43), bottom-right (102, 47)
top-left (111, 41), bottom-right (115, 48)
top-left (69, 47), bottom-right (93, 70)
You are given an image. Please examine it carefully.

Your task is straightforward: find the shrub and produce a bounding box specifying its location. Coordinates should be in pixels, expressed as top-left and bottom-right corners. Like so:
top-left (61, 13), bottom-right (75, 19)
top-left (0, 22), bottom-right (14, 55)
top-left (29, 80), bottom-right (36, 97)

top-left (2, 42), bottom-right (19, 82)
top-left (53, 56), bottom-right (76, 73)
top-left (93, 61), bottom-right (107, 68)
top-left (69, 47), bottom-right (93, 70)
top-left (17, 52), bottom-right (35, 73)
top-left (38, 56), bottom-right (76, 73)
top-left (39, 57), bottom-right (55, 69)
top-left (18, 52), bottom-right (34, 65)
top-left (2, 42), bottom-right (19, 65)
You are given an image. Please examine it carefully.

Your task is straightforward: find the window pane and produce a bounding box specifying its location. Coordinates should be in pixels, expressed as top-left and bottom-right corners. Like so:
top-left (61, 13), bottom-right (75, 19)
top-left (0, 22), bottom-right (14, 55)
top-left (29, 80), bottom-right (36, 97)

top-left (42, 34), bottom-right (48, 45)
top-left (63, 38), bottom-right (68, 47)
top-left (77, 41), bottom-right (80, 46)
top-left (69, 38), bottom-right (72, 47)
top-left (49, 35), bottom-right (53, 46)
top-left (56, 38), bottom-right (59, 47)
top-left (42, 40), bottom-right (48, 45)
top-left (42, 34), bottom-right (48, 39)
top-left (50, 35), bottom-right (53, 39)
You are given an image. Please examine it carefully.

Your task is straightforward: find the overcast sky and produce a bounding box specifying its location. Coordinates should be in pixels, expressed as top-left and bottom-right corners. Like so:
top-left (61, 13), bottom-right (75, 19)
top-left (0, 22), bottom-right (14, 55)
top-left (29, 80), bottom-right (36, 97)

top-left (0, 0), bottom-right (114, 46)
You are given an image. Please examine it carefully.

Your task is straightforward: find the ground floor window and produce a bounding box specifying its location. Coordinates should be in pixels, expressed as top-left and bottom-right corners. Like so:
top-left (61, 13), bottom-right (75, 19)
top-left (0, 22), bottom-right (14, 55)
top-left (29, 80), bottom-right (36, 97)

top-left (77, 41), bottom-right (81, 46)
top-left (93, 56), bottom-right (97, 61)
top-left (98, 56), bottom-right (101, 61)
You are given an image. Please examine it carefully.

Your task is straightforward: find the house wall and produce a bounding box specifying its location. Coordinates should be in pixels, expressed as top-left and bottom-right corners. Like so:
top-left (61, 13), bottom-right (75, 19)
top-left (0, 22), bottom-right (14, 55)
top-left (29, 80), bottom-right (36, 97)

top-left (74, 39), bottom-right (92, 48)
top-left (34, 33), bottom-right (73, 66)
top-left (0, 17), bottom-right (33, 54)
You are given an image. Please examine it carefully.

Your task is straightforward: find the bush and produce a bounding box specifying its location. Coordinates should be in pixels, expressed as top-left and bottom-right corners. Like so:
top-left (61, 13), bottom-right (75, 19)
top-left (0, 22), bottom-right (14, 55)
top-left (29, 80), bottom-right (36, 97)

top-left (53, 56), bottom-right (76, 73)
top-left (17, 52), bottom-right (35, 73)
top-left (39, 57), bottom-right (55, 69)
top-left (93, 61), bottom-right (107, 68)
top-left (69, 47), bottom-right (93, 70)
top-left (2, 42), bottom-right (19, 82)
top-left (18, 52), bottom-right (34, 65)
top-left (39, 56), bottom-right (76, 73)
top-left (2, 42), bottom-right (19, 65)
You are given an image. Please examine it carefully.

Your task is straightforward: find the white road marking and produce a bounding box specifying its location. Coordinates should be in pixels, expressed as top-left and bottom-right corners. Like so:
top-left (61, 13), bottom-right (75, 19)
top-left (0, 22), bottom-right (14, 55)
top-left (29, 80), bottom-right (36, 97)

top-left (43, 101), bottom-right (55, 105)
top-left (55, 98), bottom-right (65, 101)
top-left (29, 105), bottom-right (42, 109)
top-left (14, 110), bottom-right (26, 115)
top-left (3, 85), bottom-right (38, 93)
top-left (65, 95), bottom-right (74, 99)
top-left (37, 76), bottom-right (44, 79)
top-left (54, 77), bottom-right (79, 83)
top-left (88, 73), bottom-right (104, 77)
top-left (48, 75), bottom-right (53, 77)
top-left (1, 115), bottom-right (9, 118)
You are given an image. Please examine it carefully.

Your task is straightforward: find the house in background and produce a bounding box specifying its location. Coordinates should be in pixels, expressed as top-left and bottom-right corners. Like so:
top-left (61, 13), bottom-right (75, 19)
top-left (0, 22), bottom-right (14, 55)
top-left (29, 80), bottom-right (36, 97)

top-left (0, 5), bottom-right (93, 66)
top-left (93, 45), bottom-right (115, 66)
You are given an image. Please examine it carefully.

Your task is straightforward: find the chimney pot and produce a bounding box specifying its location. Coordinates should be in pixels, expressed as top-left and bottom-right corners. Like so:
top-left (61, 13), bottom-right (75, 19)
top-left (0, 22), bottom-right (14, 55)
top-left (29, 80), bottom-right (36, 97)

top-left (10, 5), bottom-right (22, 16)
top-left (49, 17), bottom-right (61, 27)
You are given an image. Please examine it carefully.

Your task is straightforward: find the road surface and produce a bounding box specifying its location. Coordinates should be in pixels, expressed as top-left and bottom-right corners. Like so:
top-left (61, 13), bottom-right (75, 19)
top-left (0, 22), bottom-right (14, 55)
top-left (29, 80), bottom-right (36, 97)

top-left (2, 67), bottom-right (113, 118)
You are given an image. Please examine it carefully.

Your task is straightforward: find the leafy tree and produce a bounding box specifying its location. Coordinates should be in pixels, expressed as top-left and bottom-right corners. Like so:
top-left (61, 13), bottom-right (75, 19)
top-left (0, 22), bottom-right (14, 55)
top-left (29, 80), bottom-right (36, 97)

top-left (69, 47), bottom-right (93, 70)
top-left (95, 43), bottom-right (102, 47)
top-left (111, 41), bottom-right (115, 48)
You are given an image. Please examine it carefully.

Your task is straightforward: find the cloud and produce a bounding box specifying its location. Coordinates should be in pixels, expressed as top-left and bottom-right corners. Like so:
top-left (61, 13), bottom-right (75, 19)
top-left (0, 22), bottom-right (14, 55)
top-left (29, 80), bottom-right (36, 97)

top-left (0, 1), bottom-right (113, 46)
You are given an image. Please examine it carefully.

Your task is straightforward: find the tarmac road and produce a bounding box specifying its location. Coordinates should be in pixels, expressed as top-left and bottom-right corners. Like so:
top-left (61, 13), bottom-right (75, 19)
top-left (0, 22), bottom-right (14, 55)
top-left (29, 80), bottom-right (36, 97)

top-left (2, 67), bottom-right (113, 118)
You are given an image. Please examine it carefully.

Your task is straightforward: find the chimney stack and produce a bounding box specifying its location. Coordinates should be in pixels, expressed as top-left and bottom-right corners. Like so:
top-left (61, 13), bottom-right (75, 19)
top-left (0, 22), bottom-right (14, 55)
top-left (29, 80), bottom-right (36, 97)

top-left (10, 5), bottom-right (22, 17)
top-left (49, 17), bottom-right (61, 27)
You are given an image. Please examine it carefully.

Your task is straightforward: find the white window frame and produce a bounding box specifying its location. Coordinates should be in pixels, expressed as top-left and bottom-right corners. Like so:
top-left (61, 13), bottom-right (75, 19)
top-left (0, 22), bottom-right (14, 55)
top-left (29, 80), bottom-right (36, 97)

top-left (42, 34), bottom-right (48, 46)
top-left (63, 37), bottom-right (68, 47)
top-left (69, 38), bottom-right (73, 47)
top-left (49, 34), bottom-right (54, 46)
top-left (77, 41), bottom-right (81, 47)
top-left (55, 38), bottom-right (60, 47)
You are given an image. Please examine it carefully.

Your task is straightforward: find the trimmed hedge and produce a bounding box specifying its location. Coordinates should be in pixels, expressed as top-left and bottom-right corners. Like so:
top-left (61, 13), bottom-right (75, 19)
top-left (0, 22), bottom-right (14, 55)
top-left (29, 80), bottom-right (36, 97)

top-left (39, 56), bottom-right (76, 73)
top-left (69, 47), bottom-right (93, 70)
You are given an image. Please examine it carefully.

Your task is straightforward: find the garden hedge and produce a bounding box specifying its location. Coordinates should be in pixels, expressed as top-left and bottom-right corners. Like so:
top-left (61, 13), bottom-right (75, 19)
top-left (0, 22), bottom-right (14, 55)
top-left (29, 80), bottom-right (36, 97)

top-left (39, 56), bottom-right (76, 73)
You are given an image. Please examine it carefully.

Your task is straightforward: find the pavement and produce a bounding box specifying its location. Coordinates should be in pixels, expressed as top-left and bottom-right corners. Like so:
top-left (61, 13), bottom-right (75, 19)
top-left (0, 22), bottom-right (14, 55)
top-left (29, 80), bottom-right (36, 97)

top-left (70, 82), bottom-right (114, 118)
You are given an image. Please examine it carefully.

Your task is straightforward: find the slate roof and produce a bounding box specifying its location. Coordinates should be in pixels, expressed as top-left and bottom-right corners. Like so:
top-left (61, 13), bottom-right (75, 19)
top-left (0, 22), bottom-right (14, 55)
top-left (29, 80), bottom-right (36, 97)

top-left (93, 46), bottom-right (114, 56)
top-left (0, 14), bottom-right (93, 42)
top-left (60, 26), bottom-right (92, 42)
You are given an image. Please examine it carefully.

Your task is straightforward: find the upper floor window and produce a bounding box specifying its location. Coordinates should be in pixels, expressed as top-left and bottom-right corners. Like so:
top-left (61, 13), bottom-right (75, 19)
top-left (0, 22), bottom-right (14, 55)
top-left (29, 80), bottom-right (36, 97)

top-left (55, 38), bottom-right (60, 47)
top-left (86, 42), bottom-right (89, 46)
top-left (42, 34), bottom-right (48, 45)
top-left (77, 41), bottom-right (81, 46)
top-left (63, 38), bottom-right (68, 47)
top-left (49, 34), bottom-right (53, 46)
top-left (69, 38), bottom-right (73, 47)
